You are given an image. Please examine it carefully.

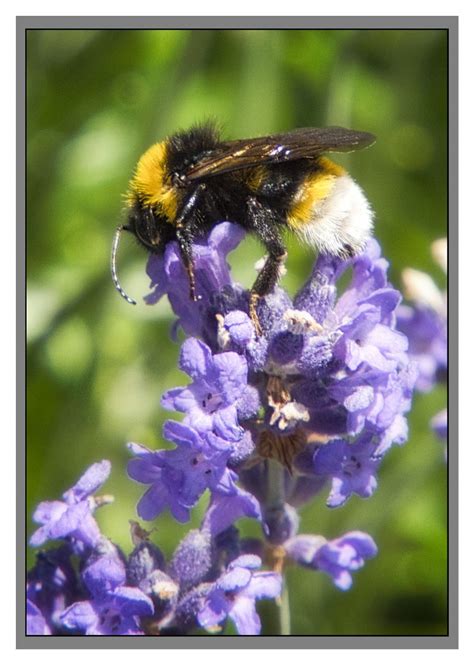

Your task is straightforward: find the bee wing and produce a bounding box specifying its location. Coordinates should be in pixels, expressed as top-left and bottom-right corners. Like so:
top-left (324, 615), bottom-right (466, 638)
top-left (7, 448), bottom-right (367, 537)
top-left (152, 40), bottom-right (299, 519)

top-left (185, 127), bottom-right (375, 181)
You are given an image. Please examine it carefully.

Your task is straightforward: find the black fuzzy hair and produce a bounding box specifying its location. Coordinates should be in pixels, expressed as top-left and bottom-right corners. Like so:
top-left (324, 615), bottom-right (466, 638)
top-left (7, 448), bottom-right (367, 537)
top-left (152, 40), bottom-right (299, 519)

top-left (166, 121), bottom-right (222, 174)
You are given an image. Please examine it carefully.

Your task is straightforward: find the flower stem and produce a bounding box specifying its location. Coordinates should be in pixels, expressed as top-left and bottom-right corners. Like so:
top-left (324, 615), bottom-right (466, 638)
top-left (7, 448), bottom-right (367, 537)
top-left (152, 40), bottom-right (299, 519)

top-left (266, 459), bottom-right (291, 635)
top-left (266, 458), bottom-right (286, 509)
top-left (278, 582), bottom-right (291, 636)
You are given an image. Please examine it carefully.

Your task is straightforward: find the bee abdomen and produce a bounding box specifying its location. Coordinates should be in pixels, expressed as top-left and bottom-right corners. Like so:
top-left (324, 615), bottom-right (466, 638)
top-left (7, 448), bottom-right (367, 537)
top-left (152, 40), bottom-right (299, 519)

top-left (287, 167), bottom-right (373, 258)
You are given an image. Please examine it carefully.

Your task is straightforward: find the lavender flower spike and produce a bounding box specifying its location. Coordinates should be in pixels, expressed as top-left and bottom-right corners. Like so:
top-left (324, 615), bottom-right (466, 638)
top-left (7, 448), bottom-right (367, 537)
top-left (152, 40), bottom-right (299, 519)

top-left (27, 218), bottom-right (421, 635)
top-left (397, 238), bottom-right (447, 393)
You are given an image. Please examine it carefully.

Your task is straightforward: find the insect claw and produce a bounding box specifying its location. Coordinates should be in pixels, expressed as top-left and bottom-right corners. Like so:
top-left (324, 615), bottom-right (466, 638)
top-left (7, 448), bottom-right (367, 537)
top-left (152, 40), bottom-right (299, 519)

top-left (188, 281), bottom-right (198, 302)
top-left (249, 292), bottom-right (263, 336)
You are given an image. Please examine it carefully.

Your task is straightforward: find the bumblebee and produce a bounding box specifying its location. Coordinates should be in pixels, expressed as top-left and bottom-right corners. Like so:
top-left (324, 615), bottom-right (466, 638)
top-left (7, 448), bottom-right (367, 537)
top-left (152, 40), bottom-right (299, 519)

top-left (112, 123), bottom-right (375, 330)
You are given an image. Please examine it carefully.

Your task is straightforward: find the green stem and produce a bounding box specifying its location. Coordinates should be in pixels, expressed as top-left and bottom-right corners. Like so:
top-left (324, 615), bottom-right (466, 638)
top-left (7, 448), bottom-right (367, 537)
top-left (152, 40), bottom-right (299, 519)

top-left (266, 458), bottom-right (286, 509)
top-left (266, 459), bottom-right (291, 635)
top-left (278, 580), bottom-right (291, 635)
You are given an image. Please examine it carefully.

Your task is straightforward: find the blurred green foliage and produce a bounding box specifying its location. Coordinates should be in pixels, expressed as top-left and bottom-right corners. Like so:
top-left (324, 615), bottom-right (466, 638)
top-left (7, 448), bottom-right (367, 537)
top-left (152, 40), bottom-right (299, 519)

top-left (26, 29), bottom-right (447, 636)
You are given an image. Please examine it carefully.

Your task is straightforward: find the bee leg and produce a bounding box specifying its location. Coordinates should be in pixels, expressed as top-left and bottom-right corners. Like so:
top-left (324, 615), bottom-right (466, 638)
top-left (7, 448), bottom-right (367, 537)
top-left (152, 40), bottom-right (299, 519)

top-left (250, 243), bottom-right (287, 336)
top-left (176, 229), bottom-right (198, 301)
top-left (174, 184), bottom-right (207, 302)
top-left (249, 251), bottom-right (287, 335)
top-left (248, 292), bottom-right (262, 336)
top-left (246, 197), bottom-right (288, 335)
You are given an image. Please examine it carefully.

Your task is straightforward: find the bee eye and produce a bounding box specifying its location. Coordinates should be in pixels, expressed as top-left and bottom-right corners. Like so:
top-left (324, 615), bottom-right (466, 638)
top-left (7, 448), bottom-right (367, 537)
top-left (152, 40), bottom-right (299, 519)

top-left (127, 213), bottom-right (137, 232)
top-left (148, 223), bottom-right (161, 246)
top-left (132, 208), bottom-right (162, 251)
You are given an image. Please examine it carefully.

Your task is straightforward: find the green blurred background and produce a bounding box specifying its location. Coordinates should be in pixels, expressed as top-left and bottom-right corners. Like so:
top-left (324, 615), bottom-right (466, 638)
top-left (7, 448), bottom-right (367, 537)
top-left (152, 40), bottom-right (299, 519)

top-left (26, 29), bottom-right (448, 636)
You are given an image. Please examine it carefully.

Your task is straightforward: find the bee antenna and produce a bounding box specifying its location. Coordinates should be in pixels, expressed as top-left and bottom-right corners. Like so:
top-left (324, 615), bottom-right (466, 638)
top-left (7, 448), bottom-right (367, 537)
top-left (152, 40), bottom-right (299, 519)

top-left (111, 225), bottom-right (137, 305)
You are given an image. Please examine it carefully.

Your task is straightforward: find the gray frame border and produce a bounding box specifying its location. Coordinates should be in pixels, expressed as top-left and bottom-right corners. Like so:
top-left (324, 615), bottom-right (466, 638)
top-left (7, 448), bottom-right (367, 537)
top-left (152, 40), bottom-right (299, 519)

top-left (18, 15), bottom-right (458, 649)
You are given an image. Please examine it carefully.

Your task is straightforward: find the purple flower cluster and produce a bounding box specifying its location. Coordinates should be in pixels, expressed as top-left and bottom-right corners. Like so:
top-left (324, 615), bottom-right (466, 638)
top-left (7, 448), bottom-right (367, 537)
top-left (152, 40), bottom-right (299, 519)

top-left (27, 464), bottom-right (280, 635)
top-left (28, 222), bottom-right (419, 636)
top-left (396, 239), bottom-right (447, 447)
top-left (284, 529), bottom-right (378, 590)
top-left (29, 460), bottom-right (112, 551)
top-left (137, 223), bottom-right (416, 517)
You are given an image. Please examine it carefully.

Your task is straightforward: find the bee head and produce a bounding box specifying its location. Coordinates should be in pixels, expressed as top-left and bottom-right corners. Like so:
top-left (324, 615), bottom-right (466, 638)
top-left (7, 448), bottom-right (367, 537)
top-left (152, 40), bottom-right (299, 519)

top-left (111, 203), bottom-right (167, 307)
top-left (127, 203), bottom-right (164, 253)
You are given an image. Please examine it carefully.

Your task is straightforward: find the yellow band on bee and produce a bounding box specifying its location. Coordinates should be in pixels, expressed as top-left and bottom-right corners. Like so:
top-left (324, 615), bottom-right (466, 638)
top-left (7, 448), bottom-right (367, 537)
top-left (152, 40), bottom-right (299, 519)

top-left (287, 157), bottom-right (345, 229)
top-left (126, 141), bottom-right (178, 221)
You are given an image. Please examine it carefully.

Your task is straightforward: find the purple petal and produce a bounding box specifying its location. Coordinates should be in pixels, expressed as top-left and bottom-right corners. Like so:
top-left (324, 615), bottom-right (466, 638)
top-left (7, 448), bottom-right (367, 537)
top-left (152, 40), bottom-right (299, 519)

top-left (63, 460), bottom-right (112, 503)
top-left (179, 338), bottom-right (215, 381)
top-left (327, 473), bottom-right (377, 508)
top-left (245, 572), bottom-right (282, 600)
top-left (26, 600), bottom-right (51, 635)
top-left (331, 569), bottom-right (353, 590)
top-left (360, 288), bottom-right (401, 318)
top-left (112, 586), bottom-right (154, 617)
top-left (337, 531), bottom-right (378, 560)
top-left (202, 486), bottom-right (261, 536)
top-left (375, 414), bottom-right (409, 455)
top-left (344, 386), bottom-right (374, 412)
top-left (83, 551), bottom-right (126, 596)
top-left (198, 592), bottom-right (229, 629)
top-left (365, 324), bottom-right (408, 355)
top-left (213, 352), bottom-right (248, 402)
top-left (229, 596), bottom-right (261, 635)
top-left (127, 457), bottom-right (163, 484)
top-left (30, 501), bottom-right (68, 546)
top-left (136, 484), bottom-right (170, 521)
top-left (32, 500), bottom-right (67, 525)
top-left (163, 420), bottom-right (202, 449)
top-left (161, 386), bottom-right (196, 413)
top-left (127, 441), bottom-right (153, 457)
top-left (48, 501), bottom-right (100, 547)
top-left (346, 339), bottom-right (397, 372)
top-left (223, 310), bottom-right (255, 347)
top-left (218, 566), bottom-right (252, 592)
top-left (212, 405), bottom-right (243, 442)
top-left (207, 221), bottom-right (245, 254)
top-left (314, 531), bottom-right (377, 590)
top-left (228, 554), bottom-right (262, 571)
top-left (285, 535), bottom-right (327, 566)
top-left (61, 601), bottom-right (98, 632)
top-left (184, 407), bottom-right (214, 435)
top-left (29, 525), bottom-right (52, 547)
top-left (62, 460), bottom-right (111, 504)
top-left (313, 439), bottom-right (347, 476)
